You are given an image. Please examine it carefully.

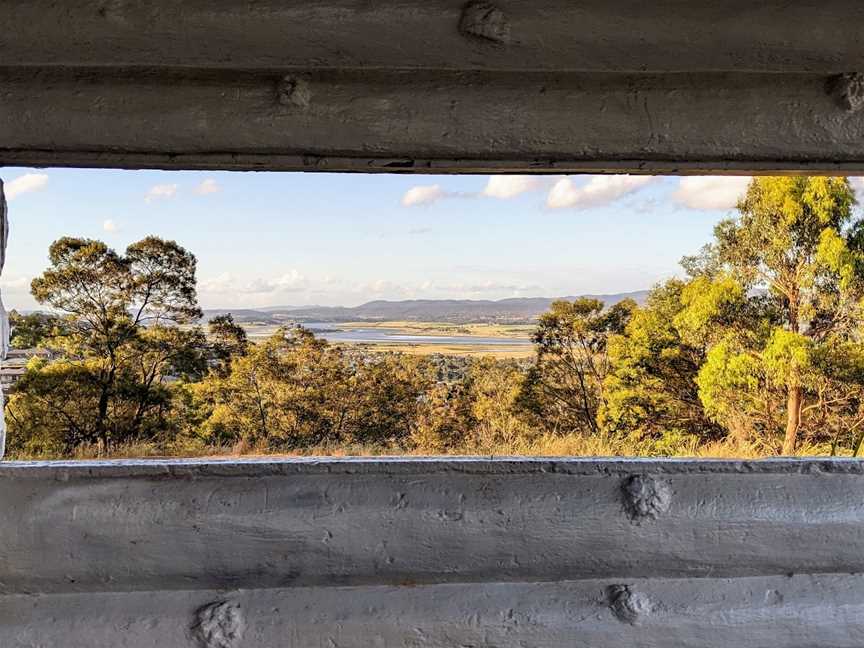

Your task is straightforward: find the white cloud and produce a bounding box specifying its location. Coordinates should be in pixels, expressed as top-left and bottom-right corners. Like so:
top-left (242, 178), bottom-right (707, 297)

top-left (246, 270), bottom-right (308, 294)
top-left (402, 176), bottom-right (550, 207)
top-left (672, 176), bottom-right (752, 211)
top-left (194, 179), bottom-right (220, 195)
top-left (0, 276), bottom-right (30, 290)
top-left (199, 270), bottom-right (308, 296)
top-left (481, 175), bottom-right (544, 199)
top-left (103, 219), bottom-right (118, 232)
top-left (198, 272), bottom-right (236, 294)
top-left (5, 174), bottom-right (49, 201)
top-left (145, 183), bottom-right (179, 203)
top-left (426, 279), bottom-right (542, 295)
top-left (196, 271), bottom-right (549, 308)
top-left (362, 279), bottom-right (414, 297)
top-left (401, 185), bottom-right (446, 207)
top-left (546, 175), bottom-right (656, 209)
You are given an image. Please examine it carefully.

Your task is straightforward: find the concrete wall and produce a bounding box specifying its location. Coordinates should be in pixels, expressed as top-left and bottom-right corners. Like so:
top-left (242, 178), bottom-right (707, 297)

top-left (3, 3), bottom-right (864, 645)
top-left (0, 1), bottom-right (863, 173)
top-left (2, 458), bottom-right (863, 646)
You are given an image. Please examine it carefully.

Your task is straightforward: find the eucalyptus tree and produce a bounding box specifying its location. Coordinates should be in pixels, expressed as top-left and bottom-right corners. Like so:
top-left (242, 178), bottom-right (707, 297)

top-left (520, 297), bottom-right (635, 435)
top-left (679, 177), bottom-right (864, 454)
top-left (9, 236), bottom-right (205, 455)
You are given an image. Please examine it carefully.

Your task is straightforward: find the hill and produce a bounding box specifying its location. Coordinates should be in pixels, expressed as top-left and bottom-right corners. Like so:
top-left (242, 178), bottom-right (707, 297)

top-left (202, 291), bottom-right (649, 325)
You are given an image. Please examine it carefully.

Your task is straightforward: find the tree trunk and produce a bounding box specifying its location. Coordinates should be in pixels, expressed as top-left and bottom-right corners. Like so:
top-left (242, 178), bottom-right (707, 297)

top-left (95, 384), bottom-right (111, 454)
top-left (783, 294), bottom-right (802, 455)
top-left (783, 381), bottom-right (802, 455)
top-left (94, 358), bottom-right (117, 454)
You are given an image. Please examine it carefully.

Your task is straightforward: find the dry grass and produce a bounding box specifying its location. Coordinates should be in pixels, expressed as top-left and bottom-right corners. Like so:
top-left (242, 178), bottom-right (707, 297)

top-left (355, 342), bottom-right (534, 359)
top-left (239, 321), bottom-right (535, 359)
top-left (338, 321), bottom-right (535, 339)
top-left (19, 434), bottom-right (845, 462)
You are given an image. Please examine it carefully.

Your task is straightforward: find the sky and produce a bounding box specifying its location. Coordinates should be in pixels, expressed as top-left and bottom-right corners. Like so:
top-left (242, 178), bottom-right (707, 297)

top-left (0, 168), bottom-right (847, 311)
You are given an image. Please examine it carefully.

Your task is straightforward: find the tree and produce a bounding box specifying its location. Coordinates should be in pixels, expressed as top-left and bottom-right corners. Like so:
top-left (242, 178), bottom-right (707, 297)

top-left (9, 236), bottom-right (205, 454)
top-left (410, 381), bottom-right (476, 454)
top-left (601, 280), bottom-right (721, 451)
top-left (519, 298), bottom-right (635, 435)
top-left (207, 313), bottom-right (249, 374)
top-left (190, 328), bottom-right (434, 452)
top-left (6, 358), bottom-right (103, 456)
top-left (347, 352), bottom-right (435, 446)
top-left (679, 177), bottom-right (864, 454)
top-left (8, 311), bottom-right (61, 349)
top-left (190, 328), bottom-right (346, 450)
top-left (466, 357), bottom-right (534, 452)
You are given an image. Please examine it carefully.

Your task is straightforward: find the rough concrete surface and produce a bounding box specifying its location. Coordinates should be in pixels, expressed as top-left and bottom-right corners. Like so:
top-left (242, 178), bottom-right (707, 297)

top-left (3, 2), bottom-right (864, 643)
top-left (0, 69), bottom-right (863, 172)
top-left (2, 458), bottom-right (864, 594)
top-left (4, 574), bottom-right (864, 647)
top-left (0, 1), bottom-right (863, 171)
top-left (2, 0), bottom-right (863, 73)
top-left (1, 459), bottom-right (864, 645)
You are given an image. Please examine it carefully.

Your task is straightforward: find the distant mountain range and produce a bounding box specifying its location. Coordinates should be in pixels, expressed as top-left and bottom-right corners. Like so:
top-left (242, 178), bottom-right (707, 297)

top-left (201, 291), bottom-right (650, 325)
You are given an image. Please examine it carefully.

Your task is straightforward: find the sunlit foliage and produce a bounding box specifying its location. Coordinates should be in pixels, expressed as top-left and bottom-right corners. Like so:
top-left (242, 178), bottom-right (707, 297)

top-left (10, 177), bottom-right (864, 459)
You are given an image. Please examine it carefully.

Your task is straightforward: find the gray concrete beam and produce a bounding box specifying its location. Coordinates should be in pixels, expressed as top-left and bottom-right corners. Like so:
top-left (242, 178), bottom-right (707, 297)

top-left (2, 4), bottom-right (862, 643)
top-left (4, 574), bottom-right (864, 647)
top-left (0, 69), bottom-right (863, 173)
top-left (2, 459), bottom-right (864, 646)
top-left (2, 1), bottom-right (863, 74)
top-left (0, 2), bottom-right (863, 172)
top-left (0, 458), bottom-right (862, 595)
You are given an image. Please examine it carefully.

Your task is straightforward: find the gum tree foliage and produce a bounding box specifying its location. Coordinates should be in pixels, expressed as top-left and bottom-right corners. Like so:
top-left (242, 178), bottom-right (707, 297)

top-left (600, 280), bottom-right (722, 451)
top-left (8, 310), bottom-right (60, 349)
top-left (410, 357), bottom-right (533, 454)
top-left (518, 298), bottom-right (635, 435)
top-left (675, 177), bottom-right (864, 454)
top-left (603, 177), bottom-right (864, 455)
top-left (7, 236), bottom-right (206, 455)
top-left (409, 381), bottom-right (477, 454)
top-left (467, 357), bottom-right (535, 451)
top-left (188, 327), bottom-right (435, 451)
top-left (11, 178), bottom-right (864, 459)
top-left (207, 313), bottom-right (249, 374)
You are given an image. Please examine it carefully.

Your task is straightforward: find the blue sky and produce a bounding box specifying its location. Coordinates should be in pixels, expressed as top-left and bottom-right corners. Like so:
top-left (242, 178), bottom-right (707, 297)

top-left (0, 168), bottom-right (795, 310)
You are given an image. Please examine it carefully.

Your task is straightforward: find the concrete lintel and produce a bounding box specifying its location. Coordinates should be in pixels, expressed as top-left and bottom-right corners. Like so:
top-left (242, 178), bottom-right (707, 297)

top-left (2, 0), bottom-right (863, 75)
top-left (0, 69), bottom-right (863, 173)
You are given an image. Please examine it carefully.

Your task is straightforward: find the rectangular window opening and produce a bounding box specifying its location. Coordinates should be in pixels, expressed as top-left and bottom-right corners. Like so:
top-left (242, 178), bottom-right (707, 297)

top-left (2, 169), bottom-right (860, 461)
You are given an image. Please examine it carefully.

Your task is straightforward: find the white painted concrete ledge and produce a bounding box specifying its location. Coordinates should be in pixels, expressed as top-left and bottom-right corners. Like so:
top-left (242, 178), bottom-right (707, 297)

top-left (1, 458), bottom-right (862, 646)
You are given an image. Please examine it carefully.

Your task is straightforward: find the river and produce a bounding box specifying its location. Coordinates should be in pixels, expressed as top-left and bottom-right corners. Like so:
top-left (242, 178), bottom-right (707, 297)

top-left (246, 323), bottom-right (533, 347)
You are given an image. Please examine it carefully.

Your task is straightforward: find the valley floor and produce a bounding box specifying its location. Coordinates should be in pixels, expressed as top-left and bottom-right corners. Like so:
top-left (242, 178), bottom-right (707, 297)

top-left (241, 320), bottom-right (536, 358)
